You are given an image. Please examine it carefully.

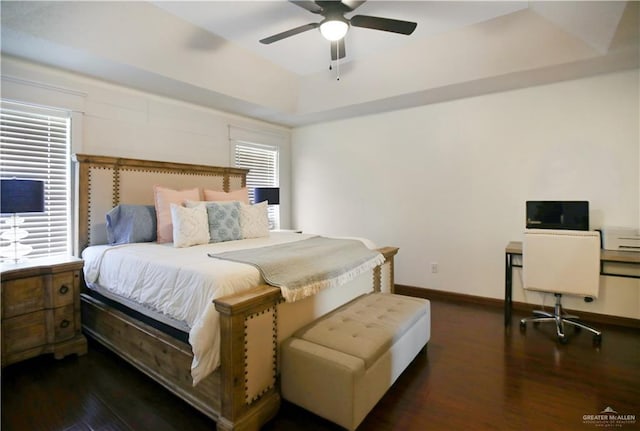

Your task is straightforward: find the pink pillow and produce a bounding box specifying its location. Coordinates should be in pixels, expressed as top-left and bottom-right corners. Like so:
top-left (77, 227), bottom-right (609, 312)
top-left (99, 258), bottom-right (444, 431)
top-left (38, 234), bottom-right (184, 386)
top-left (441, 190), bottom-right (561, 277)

top-left (153, 185), bottom-right (201, 243)
top-left (203, 187), bottom-right (249, 204)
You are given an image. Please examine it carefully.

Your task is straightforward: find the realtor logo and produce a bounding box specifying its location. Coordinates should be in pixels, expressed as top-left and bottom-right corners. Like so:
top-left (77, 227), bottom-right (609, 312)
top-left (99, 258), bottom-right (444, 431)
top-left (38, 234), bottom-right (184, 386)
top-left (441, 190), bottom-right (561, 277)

top-left (583, 406), bottom-right (636, 427)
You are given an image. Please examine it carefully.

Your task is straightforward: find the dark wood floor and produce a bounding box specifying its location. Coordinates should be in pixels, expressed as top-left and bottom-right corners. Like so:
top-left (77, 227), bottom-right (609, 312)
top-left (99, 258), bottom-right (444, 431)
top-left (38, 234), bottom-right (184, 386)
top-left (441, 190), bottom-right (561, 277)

top-left (2, 299), bottom-right (639, 431)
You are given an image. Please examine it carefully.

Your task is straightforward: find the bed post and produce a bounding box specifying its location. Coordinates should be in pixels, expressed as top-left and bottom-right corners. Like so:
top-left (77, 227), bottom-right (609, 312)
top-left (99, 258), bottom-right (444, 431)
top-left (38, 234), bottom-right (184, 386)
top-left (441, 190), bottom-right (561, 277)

top-left (214, 285), bottom-right (283, 431)
top-left (374, 247), bottom-right (399, 293)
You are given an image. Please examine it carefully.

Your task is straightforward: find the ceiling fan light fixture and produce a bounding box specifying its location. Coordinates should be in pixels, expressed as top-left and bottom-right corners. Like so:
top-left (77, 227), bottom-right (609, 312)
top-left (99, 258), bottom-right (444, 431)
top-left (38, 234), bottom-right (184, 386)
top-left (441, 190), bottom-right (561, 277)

top-left (320, 19), bottom-right (349, 41)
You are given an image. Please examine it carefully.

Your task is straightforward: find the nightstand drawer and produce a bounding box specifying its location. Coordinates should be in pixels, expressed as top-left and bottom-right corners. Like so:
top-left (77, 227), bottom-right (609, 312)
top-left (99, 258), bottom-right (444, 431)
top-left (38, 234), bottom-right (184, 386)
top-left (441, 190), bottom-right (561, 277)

top-left (2, 277), bottom-right (45, 318)
top-left (2, 310), bottom-right (47, 355)
top-left (53, 305), bottom-right (75, 341)
top-left (51, 272), bottom-right (75, 308)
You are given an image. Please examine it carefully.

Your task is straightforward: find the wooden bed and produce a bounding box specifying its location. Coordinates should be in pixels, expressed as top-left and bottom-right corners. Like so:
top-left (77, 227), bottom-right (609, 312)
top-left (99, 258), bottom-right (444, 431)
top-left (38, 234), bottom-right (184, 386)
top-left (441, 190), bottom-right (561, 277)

top-left (73, 154), bottom-right (398, 431)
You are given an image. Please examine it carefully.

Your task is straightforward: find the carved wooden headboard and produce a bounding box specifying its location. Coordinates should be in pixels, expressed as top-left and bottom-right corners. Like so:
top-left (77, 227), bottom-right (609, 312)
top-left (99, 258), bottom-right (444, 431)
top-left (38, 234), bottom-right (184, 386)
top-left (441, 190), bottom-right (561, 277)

top-left (72, 154), bottom-right (248, 255)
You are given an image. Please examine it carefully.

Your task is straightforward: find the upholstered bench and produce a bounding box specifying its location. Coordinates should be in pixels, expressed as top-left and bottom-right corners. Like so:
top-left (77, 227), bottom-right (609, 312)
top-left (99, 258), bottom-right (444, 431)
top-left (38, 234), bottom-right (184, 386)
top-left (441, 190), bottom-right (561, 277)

top-left (281, 292), bottom-right (431, 430)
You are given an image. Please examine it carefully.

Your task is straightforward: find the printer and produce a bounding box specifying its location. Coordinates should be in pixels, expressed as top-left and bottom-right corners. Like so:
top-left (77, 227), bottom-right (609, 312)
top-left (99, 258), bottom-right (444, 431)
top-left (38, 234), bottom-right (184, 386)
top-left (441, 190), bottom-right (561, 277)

top-left (601, 227), bottom-right (640, 252)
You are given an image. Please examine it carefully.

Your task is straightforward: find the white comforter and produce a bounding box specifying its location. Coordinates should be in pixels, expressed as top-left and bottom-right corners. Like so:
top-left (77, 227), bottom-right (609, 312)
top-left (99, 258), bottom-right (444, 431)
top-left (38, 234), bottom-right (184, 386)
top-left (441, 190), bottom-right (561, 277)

top-left (82, 232), bottom-right (318, 385)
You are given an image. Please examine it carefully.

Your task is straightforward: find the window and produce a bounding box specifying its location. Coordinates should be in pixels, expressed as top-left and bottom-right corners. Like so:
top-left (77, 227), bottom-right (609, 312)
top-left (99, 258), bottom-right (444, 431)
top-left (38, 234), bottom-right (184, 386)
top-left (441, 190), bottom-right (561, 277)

top-left (233, 142), bottom-right (279, 228)
top-left (0, 101), bottom-right (72, 259)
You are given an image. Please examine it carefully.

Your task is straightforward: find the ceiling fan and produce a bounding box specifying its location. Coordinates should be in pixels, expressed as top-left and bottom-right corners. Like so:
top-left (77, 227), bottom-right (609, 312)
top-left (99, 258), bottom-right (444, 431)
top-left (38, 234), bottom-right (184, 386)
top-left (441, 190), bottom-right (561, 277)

top-left (259, 0), bottom-right (417, 62)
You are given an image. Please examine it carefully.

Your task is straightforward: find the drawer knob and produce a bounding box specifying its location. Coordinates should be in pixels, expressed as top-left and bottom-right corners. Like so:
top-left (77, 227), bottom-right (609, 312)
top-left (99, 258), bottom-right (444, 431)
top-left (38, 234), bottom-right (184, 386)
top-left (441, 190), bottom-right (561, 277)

top-left (60, 319), bottom-right (70, 329)
top-left (59, 285), bottom-right (69, 294)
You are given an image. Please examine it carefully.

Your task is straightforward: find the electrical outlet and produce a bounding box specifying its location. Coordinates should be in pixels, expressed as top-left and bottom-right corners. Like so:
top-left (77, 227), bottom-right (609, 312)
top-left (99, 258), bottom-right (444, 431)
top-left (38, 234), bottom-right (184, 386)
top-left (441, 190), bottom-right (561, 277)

top-left (431, 262), bottom-right (438, 273)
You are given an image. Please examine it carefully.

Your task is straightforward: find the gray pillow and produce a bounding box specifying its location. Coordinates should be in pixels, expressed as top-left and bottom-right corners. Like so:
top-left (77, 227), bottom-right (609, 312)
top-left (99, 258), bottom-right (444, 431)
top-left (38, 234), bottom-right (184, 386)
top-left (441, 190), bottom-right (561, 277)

top-left (106, 204), bottom-right (157, 244)
top-left (206, 201), bottom-right (242, 243)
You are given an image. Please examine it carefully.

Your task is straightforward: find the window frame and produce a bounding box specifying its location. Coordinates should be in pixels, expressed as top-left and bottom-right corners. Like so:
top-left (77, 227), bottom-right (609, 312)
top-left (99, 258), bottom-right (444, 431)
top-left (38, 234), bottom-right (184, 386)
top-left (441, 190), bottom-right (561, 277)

top-left (231, 139), bottom-right (280, 229)
top-left (0, 100), bottom-right (73, 259)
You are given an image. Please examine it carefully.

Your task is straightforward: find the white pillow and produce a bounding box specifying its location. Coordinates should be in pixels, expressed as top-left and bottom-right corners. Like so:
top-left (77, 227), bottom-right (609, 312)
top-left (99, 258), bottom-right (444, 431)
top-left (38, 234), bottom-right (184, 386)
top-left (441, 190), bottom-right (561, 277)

top-left (170, 203), bottom-right (210, 248)
top-left (240, 201), bottom-right (269, 239)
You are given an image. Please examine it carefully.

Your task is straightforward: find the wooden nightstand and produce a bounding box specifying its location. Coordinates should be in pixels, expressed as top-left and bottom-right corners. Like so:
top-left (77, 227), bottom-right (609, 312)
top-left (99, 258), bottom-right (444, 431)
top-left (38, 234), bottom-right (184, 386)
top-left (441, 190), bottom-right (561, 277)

top-left (1, 255), bottom-right (87, 367)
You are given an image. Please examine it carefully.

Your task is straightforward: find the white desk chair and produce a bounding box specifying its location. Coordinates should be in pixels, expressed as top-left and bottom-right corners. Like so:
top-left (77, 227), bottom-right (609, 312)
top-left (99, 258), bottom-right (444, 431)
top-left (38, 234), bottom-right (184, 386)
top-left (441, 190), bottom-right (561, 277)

top-left (520, 229), bottom-right (602, 345)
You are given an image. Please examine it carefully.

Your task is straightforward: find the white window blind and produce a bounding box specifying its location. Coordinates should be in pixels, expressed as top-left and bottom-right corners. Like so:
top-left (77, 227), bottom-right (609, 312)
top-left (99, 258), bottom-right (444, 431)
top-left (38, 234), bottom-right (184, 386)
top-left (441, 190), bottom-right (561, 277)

top-left (0, 101), bottom-right (71, 258)
top-left (234, 142), bottom-right (279, 228)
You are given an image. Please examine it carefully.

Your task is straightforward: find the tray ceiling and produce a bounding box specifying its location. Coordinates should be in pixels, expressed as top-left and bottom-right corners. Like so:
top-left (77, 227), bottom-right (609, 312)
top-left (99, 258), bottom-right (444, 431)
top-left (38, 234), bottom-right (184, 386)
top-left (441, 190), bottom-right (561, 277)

top-left (1, 1), bottom-right (638, 127)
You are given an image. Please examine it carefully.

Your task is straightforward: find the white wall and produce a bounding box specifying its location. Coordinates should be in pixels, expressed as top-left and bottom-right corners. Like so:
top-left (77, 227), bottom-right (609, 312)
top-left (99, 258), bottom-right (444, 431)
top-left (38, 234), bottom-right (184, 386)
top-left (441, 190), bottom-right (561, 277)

top-left (0, 57), bottom-right (293, 228)
top-left (292, 70), bottom-right (640, 319)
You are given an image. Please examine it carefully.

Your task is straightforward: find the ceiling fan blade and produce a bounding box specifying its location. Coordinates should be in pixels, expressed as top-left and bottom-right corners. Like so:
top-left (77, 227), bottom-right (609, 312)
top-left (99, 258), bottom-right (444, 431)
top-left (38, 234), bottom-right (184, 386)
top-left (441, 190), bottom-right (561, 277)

top-left (341, 0), bottom-right (367, 11)
top-left (259, 23), bottom-right (319, 44)
top-left (289, 0), bottom-right (323, 14)
top-left (350, 15), bottom-right (417, 35)
top-left (330, 39), bottom-right (346, 61)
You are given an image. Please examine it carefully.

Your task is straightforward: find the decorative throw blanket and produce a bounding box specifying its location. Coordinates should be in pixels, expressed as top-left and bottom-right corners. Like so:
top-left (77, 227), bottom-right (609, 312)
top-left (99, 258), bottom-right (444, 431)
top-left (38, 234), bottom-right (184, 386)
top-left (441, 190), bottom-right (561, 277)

top-left (208, 236), bottom-right (385, 302)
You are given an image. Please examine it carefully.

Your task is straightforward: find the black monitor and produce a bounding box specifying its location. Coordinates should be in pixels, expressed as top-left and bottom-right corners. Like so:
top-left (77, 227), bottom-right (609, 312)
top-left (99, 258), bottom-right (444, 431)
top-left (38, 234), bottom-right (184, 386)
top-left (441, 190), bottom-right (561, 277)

top-left (526, 201), bottom-right (589, 231)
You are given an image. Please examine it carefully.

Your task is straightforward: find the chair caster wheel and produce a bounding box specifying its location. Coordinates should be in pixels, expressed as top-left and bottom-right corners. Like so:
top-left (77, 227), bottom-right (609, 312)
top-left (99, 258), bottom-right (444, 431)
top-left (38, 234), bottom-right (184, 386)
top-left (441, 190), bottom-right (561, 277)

top-left (593, 334), bottom-right (602, 347)
top-left (519, 320), bottom-right (526, 331)
top-left (558, 335), bottom-right (568, 345)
